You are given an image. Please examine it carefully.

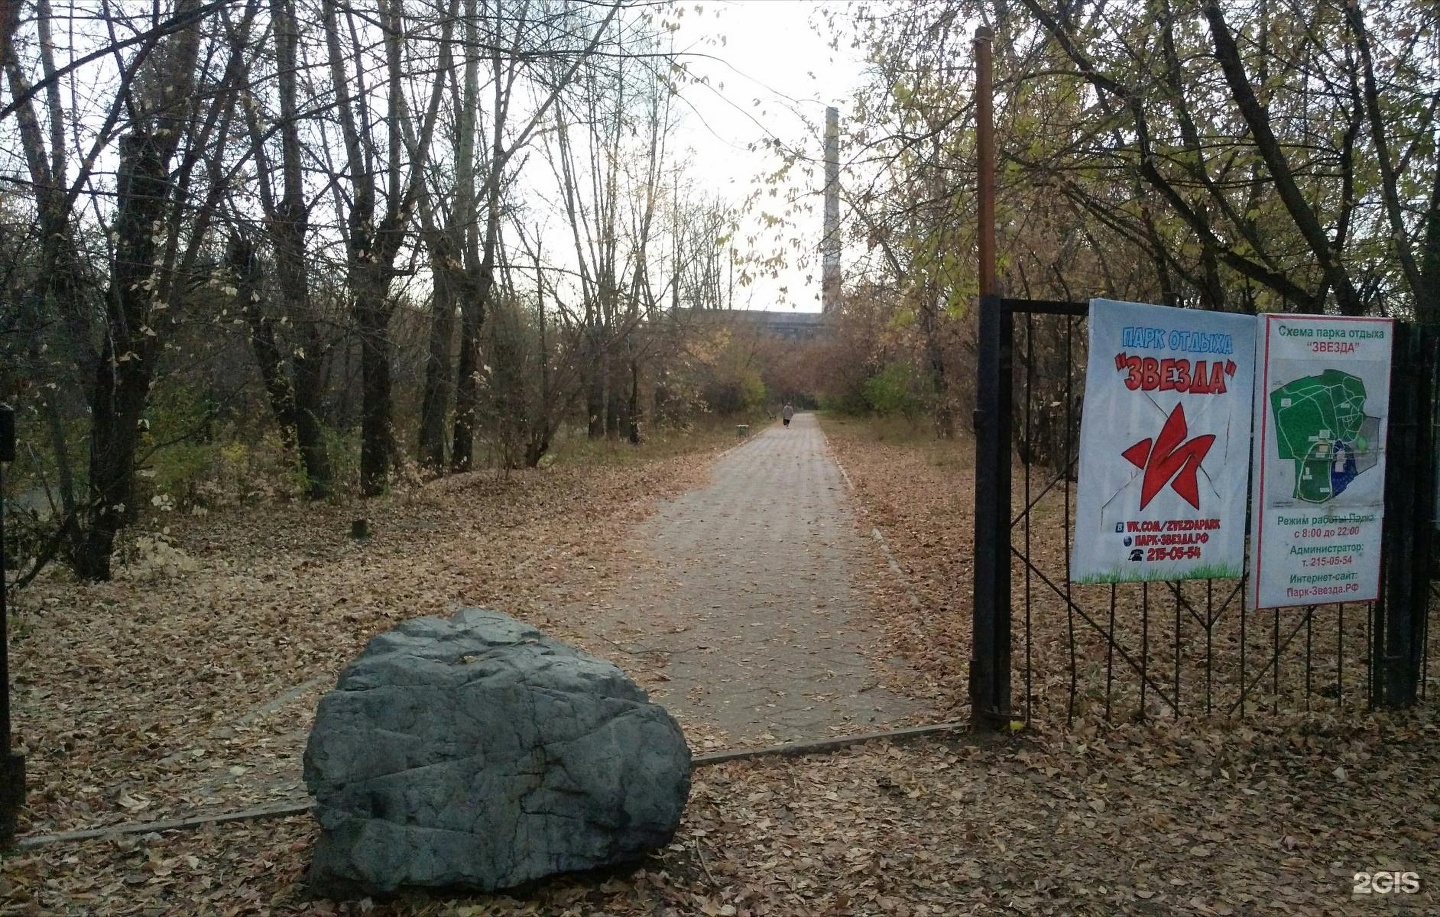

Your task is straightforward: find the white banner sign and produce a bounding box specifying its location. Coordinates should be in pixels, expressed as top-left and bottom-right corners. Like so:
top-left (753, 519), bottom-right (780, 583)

top-left (1249, 315), bottom-right (1392, 609)
top-left (1072, 300), bottom-right (1256, 583)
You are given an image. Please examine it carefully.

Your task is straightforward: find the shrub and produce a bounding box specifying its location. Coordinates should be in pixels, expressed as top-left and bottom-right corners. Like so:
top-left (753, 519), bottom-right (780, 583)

top-left (862, 361), bottom-right (925, 418)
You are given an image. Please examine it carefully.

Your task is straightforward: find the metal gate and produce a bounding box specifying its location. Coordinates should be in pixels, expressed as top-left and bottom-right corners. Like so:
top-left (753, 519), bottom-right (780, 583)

top-left (970, 296), bottom-right (1439, 727)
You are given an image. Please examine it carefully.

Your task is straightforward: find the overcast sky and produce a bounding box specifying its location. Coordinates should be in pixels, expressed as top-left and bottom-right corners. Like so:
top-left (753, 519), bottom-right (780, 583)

top-left (670, 0), bottom-right (864, 312)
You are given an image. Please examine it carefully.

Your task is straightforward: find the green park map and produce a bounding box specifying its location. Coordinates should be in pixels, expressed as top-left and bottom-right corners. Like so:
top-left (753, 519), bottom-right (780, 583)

top-left (1269, 369), bottom-right (1381, 503)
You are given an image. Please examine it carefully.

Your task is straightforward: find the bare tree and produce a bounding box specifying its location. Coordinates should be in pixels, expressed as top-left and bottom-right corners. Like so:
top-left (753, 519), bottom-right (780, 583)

top-left (5, 0), bottom-right (260, 578)
top-left (320, 0), bottom-right (451, 495)
top-left (235, 0), bottom-right (334, 497)
top-left (547, 17), bottom-right (674, 441)
top-left (445, 0), bottom-right (624, 472)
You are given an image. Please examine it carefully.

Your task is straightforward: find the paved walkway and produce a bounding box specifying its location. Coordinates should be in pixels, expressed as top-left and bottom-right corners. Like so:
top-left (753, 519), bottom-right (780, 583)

top-left (583, 413), bottom-right (937, 745)
top-left (21, 413), bottom-right (937, 843)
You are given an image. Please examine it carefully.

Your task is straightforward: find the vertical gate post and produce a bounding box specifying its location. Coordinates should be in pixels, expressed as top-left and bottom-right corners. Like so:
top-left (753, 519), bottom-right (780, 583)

top-left (0, 405), bottom-right (23, 845)
top-left (967, 25), bottom-right (1013, 725)
top-left (971, 294), bottom-right (1013, 727)
top-left (974, 27), bottom-right (996, 301)
top-left (969, 26), bottom-right (1011, 729)
top-left (1375, 323), bottom-right (1435, 708)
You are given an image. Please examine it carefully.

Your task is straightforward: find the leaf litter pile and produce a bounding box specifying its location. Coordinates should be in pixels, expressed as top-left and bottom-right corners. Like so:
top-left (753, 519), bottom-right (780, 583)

top-left (4, 421), bottom-right (1439, 915)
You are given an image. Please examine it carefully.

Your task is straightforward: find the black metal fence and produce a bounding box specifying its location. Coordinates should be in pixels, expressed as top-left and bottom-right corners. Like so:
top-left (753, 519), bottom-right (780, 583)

top-left (971, 296), bottom-right (1439, 727)
top-left (0, 406), bottom-right (23, 844)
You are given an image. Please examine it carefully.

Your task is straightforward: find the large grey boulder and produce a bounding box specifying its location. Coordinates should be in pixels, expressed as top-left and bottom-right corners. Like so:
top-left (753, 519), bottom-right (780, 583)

top-left (303, 607), bottom-right (691, 897)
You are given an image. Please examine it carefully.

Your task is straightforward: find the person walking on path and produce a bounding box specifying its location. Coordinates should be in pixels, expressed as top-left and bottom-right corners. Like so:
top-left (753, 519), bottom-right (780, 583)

top-left (782, 402), bottom-right (795, 427)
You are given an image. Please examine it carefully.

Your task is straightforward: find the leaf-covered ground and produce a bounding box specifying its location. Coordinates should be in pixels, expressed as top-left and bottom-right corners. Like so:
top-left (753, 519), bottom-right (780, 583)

top-left (5, 717), bottom-right (1436, 915)
top-left (5, 434), bottom-right (737, 841)
top-left (3, 419), bottom-right (1438, 915)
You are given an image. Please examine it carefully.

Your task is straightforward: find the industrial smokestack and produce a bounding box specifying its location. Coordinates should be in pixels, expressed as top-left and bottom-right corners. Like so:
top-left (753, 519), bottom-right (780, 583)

top-left (822, 106), bottom-right (840, 314)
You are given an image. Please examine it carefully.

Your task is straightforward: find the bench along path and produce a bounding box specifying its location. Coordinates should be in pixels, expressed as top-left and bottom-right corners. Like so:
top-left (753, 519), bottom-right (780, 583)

top-left (578, 413), bottom-right (938, 747)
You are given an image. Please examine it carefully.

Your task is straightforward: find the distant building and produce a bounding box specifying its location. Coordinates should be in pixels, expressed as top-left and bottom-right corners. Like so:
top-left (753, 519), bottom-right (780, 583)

top-left (672, 309), bottom-right (828, 342)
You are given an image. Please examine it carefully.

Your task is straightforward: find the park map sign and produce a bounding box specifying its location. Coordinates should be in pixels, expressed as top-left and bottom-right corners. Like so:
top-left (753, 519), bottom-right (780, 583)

top-left (1249, 315), bottom-right (1393, 609)
top-left (1072, 300), bottom-right (1256, 584)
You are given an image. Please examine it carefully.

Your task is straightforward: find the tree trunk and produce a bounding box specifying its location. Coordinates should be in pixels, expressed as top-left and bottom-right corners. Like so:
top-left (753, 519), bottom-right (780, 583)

top-left (419, 258), bottom-right (459, 472)
top-left (73, 110), bottom-right (182, 578)
top-left (420, 0), bottom-right (474, 474)
top-left (324, 0), bottom-right (450, 493)
top-left (1204, 3), bottom-right (1362, 315)
top-left (587, 328), bottom-right (605, 439)
top-left (524, 434), bottom-right (550, 469)
top-left (291, 320), bottom-right (331, 499)
top-left (238, 225), bottom-right (333, 499)
top-left (271, 213), bottom-right (332, 499)
top-left (450, 198), bottom-right (499, 472)
top-left (40, 385), bottom-right (76, 519)
top-left (628, 357), bottom-right (641, 445)
top-left (450, 307), bottom-right (478, 472)
top-left (919, 283), bottom-right (953, 438)
top-left (233, 235), bottom-right (299, 452)
top-left (522, 249), bottom-right (553, 468)
top-left (607, 388), bottom-right (621, 441)
top-left (73, 355), bottom-right (149, 579)
top-left (355, 277), bottom-right (394, 497)
top-left (1421, 163), bottom-right (1440, 324)
top-left (450, 261), bottom-right (493, 472)
top-left (272, 0), bottom-right (331, 496)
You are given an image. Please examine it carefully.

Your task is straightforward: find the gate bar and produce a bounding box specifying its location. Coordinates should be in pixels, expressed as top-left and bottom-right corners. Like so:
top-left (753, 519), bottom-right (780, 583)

top-left (1375, 323), bottom-right (1437, 707)
top-left (1002, 298), bottom-right (1089, 317)
top-left (0, 405), bottom-right (23, 845)
top-left (972, 295), bottom-right (1012, 728)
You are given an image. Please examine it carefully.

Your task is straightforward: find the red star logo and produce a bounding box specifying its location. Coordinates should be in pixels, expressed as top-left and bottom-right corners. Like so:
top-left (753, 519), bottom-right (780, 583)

top-left (1122, 404), bottom-right (1215, 510)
